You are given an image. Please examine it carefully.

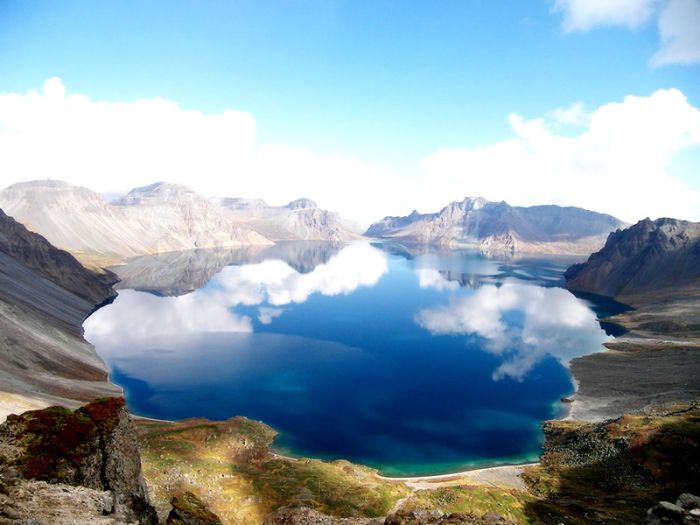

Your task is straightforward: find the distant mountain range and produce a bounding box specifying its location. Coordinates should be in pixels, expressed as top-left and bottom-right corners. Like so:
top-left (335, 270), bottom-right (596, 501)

top-left (1, 181), bottom-right (632, 263)
top-left (213, 196), bottom-right (361, 241)
top-left (0, 180), bottom-right (358, 265)
top-left (565, 217), bottom-right (700, 302)
top-left (366, 197), bottom-right (627, 255)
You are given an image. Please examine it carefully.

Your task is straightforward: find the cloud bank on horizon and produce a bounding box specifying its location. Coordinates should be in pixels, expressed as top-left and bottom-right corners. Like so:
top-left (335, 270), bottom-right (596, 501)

top-left (0, 77), bottom-right (698, 225)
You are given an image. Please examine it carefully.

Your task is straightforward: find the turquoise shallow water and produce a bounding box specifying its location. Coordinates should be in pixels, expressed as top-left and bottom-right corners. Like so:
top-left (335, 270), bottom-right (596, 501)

top-left (85, 242), bottom-right (614, 476)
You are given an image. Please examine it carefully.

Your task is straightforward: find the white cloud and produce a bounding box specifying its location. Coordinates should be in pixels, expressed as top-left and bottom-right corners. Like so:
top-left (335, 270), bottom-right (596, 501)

top-left (0, 78), bottom-right (396, 226)
top-left (549, 102), bottom-right (589, 127)
top-left (553, 0), bottom-right (658, 32)
top-left (1, 79), bottom-right (699, 225)
top-left (553, 0), bottom-right (700, 66)
top-left (421, 88), bottom-right (700, 223)
top-left (415, 282), bottom-right (610, 381)
top-left (652, 0), bottom-right (700, 65)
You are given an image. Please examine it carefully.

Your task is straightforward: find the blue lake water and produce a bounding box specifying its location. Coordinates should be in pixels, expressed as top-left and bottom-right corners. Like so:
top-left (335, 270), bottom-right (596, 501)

top-left (84, 241), bottom-right (615, 476)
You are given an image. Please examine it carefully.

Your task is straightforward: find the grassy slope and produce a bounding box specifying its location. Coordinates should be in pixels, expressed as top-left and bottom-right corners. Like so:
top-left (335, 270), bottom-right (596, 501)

top-left (136, 405), bottom-right (699, 524)
top-left (137, 416), bottom-right (410, 524)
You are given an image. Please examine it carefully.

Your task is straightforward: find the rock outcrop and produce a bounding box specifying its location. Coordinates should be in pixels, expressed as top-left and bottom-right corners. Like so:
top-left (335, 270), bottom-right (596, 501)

top-left (647, 493), bottom-right (700, 524)
top-left (0, 208), bottom-right (121, 421)
top-left (366, 197), bottom-right (625, 255)
top-left (0, 397), bottom-right (157, 524)
top-left (166, 492), bottom-right (223, 525)
top-left (522, 405), bottom-right (700, 524)
top-left (565, 217), bottom-right (700, 302)
top-left (215, 196), bottom-right (361, 242)
top-left (0, 180), bottom-right (272, 266)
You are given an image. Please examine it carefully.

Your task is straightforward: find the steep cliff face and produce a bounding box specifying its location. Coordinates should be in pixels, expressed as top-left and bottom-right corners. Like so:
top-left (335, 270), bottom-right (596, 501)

top-left (115, 182), bottom-right (272, 251)
top-left (0, 207), bottom-right (120, 421)
top-left (366, 198), bottom-right (624, 255)
top-left (565, 217), bottom-right (700, 301)
top-left (215, 196), bottom-right (361, 242)
top-left (0, 208), bottom-right (116, 305)
top-left (0, 397), bottom-right (157, 524)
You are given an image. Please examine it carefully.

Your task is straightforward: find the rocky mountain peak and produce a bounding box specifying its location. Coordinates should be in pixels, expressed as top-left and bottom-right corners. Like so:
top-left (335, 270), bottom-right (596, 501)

top-left (1, 179), bottom-right (106, 209)
top-left (214, 197), bottom-right (270, 211)
top-left (565, 217), bottom-right (700, 299)
top-left (114, 182), bottom-right (198, 206)
top-left (286, 198), bottom-right (318, 210)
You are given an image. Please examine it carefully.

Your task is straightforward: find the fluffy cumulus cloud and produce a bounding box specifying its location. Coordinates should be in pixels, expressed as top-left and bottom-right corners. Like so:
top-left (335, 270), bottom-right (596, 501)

top-left (554, 0), bottom-right (700, 66)
top-left (415, 282), bottom-right (610, 381)
top-left (421, 89), bottom-right (700, 223)
top-left (0, 78), bottom-right (395, 226)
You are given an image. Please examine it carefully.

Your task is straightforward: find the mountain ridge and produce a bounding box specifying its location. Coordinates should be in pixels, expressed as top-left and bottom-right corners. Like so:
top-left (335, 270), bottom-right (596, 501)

top-left (215, 195), bottom-right (361, 242)
top-left (366, 196), bottom-right (626, 255)
top-left (565, 217), bottom-right (700, 301)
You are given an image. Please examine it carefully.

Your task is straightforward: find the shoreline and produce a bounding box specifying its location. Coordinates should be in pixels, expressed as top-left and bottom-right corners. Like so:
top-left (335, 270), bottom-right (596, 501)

top-left (376, 462), bottom-right (539, 482)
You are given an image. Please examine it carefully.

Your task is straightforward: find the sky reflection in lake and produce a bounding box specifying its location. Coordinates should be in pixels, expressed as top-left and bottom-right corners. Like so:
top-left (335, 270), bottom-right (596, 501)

top-left (84, 241), bottom-right (610, 475)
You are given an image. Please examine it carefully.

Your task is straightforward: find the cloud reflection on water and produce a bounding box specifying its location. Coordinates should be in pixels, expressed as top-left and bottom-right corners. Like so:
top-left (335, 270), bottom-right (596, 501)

top-left (85, 242), bottom-right (388, 348)
top-left (415, 281), bottom-right (610, 381)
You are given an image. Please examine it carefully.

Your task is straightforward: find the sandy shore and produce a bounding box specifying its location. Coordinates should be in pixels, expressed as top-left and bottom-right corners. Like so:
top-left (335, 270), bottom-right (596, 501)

top-left (377, 463), bottom-right (536, 491)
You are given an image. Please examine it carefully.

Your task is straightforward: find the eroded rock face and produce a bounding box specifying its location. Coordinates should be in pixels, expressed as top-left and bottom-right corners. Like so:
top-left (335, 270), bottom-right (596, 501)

top-left (0, 208), bottom-right (116, 305)
top-left (565, 217), bottom-right (700, 301)
top-left (166, 492), bottom-right (223, 525)
top-left (0, 397), bottom-right (157, 524)
top-left (366, 198), bottom-right (624, 255)
top-left (0, 180), bottom-right (272, 266)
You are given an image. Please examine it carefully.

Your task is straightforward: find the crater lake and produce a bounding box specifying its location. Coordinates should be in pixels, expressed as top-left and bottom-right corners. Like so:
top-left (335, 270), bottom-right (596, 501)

top-left (84, 241), bottom-right (615, 476)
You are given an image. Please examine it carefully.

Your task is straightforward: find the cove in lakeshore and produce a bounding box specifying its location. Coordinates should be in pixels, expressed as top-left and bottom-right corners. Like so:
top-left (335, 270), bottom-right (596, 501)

top-left (84, 241), bottom-right (628, 477)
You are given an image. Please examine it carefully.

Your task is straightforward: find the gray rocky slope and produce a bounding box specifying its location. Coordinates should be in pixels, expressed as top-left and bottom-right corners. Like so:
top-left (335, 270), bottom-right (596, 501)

top-left (0, 208), bottom-right (120, 422)
top-left (366, 197), bottom-right (626, 255)
top-left (565, 217), bottom-right (700, 301)
top-left (214, 196), bottom-right (362, 241)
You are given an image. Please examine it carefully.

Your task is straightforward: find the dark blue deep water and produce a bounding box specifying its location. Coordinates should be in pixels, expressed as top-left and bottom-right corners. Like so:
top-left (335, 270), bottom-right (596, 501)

top-left (85, 242), bottom-right (611, 476)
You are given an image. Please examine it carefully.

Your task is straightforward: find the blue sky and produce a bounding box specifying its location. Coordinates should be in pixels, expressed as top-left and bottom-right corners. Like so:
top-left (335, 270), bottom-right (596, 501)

top-left (1, 0), bottom-right (699, 223)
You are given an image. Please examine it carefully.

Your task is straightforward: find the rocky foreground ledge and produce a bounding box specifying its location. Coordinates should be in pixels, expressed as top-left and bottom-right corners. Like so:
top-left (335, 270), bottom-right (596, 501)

top-left (0, 397), bottom-right (157, 524)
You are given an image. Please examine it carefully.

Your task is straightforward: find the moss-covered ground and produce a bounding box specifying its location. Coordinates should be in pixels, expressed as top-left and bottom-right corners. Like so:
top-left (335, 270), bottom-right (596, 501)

top-left (137, 416), bottom-right (410, 524)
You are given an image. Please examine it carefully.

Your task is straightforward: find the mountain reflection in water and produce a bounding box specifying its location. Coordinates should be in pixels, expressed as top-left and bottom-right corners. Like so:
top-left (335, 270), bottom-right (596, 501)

top-left (85, 241), bottom-right (611, 476)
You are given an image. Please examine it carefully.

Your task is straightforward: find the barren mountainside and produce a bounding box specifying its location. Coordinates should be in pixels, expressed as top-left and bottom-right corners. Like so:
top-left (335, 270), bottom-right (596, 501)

top-left (0, 208), bottom-right (120, 421)
top-left (366, 197), bottom-right (626, 255)
top-left (215, 196), bottom-right (361, 241)
top-left (0, 180), bottom-right (272, 265)
top-left (565, 217), bottom-right (700, 301)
